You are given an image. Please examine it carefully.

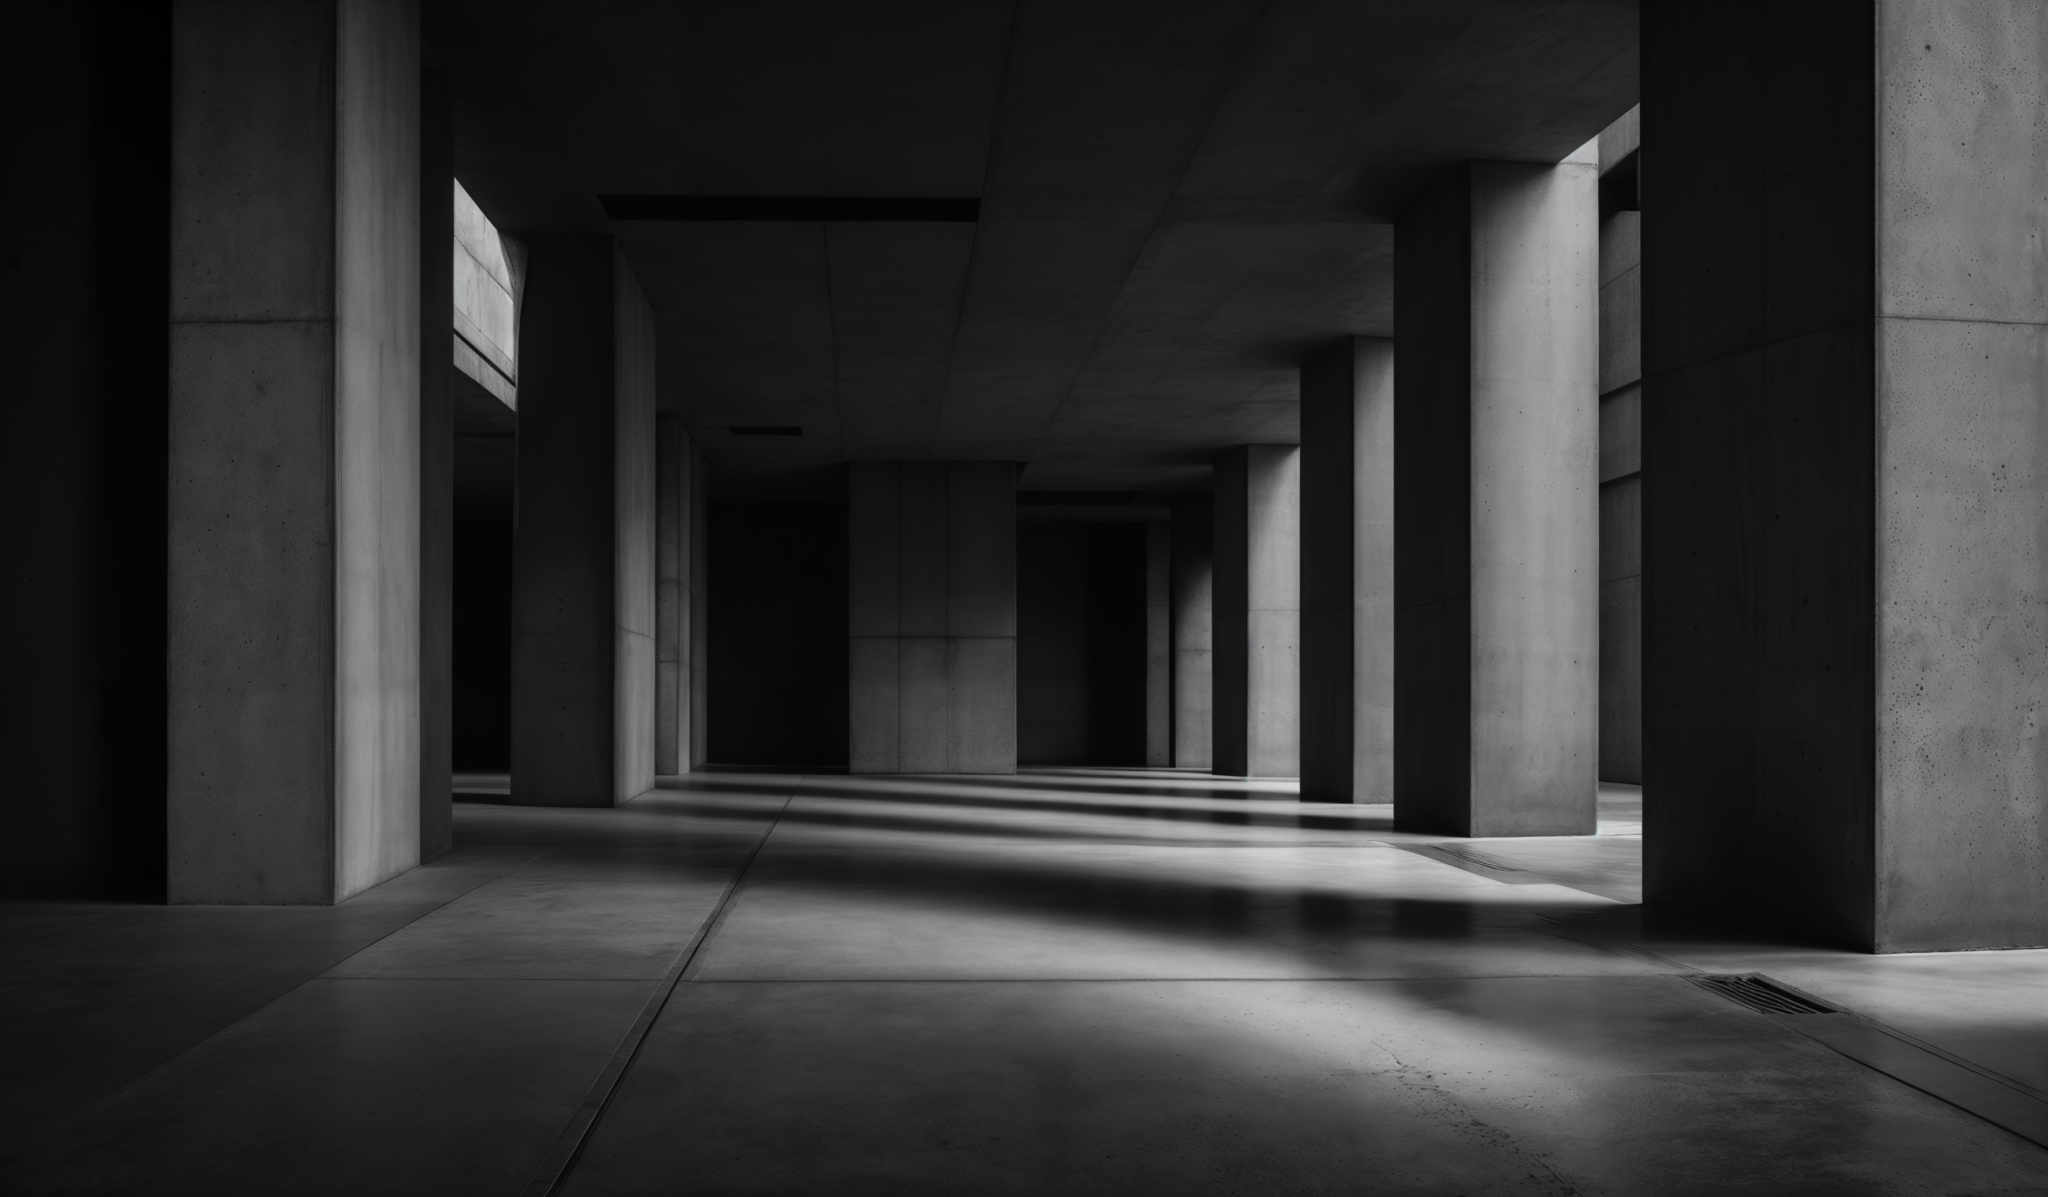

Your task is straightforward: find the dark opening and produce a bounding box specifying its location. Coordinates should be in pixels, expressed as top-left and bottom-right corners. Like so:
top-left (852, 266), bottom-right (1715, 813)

top-left (1019, 522), bottom-right (1147, 766)
top-left (708, 501), bottom-right (850, 767)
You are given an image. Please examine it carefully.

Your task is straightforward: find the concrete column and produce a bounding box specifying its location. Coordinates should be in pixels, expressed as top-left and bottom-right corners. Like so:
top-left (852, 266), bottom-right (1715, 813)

top-left (1300, 338), bottom-right (1394, 804)
top-left (168, 0), bottom-right (421, 902)
top-left (1212, 446), bottom-right (1301, 778)
top-left (509, 237), bottom-right (658, 806)
top-left (1143, 519), bottom-right (1172, 767)
top-left (688, 460), bottom-right (710, 769)
top-left (1170, 495), bottom-right (1215, 771)
top-left (1644, 1), bottom-right (2048, 951)
top-left (417, 0), bottom-right (453, 859)
top-left (849, 463), bottom-right (1018, 773)
top-left (1394, 154), bottom-right (1598, 837)
top-left (655, 416), bottom-right (695, 775)
top-left (1597, 118), bottom-right (1644, 786)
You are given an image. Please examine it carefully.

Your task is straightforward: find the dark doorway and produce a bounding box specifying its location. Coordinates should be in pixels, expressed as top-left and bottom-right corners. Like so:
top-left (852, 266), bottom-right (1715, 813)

top-left (708, 501), bottom-right (850, 767)
top-left (1018, 521), bottom-right (1146, 766)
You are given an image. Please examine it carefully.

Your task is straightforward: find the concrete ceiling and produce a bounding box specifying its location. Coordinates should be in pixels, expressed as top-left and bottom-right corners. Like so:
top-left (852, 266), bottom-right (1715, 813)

top-left (447, 0), bottom-right (1636, 495)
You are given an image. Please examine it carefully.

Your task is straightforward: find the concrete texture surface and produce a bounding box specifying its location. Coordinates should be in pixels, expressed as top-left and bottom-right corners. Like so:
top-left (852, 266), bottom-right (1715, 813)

top-left (1169, 496), bottom-right (1216, 772)
top-left (168, 0), bottom-right (422, 903)
top-left (14, 778), bottom-right (2048, 1194)
top-left (451, 2), bottom-right (1633, 493)
top-left (1211, 446), bottom-right (1301, 779)
top-left (1643, 0), bottom-right (2048, 950)
top-left (1299, 338), bottom-right (1393, 805)
top-left (849, 463), bottom-right (1020, 773)
top-left (654, 417), bottom-right (694, 774)
top-left (1597, 205), bottom-right (1642, 785)
top-left (512, 236), bottom-right (657, 807)
top-left (1395, 160), bottom-right (1598, 838)
top-left (1144, 521), bottom-right (1171, 766)
top-left (688, 460), bottom-right (709, 768)
top-left (612, 255), bottom-right (657, 804)
top-left (418, 6), bottom-right (453, 861)
top-left (333, 0), bottom-right (423, 898)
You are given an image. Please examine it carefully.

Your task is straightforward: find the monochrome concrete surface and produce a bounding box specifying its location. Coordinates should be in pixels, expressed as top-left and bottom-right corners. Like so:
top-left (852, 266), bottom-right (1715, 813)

top-left (4, 0), bottom-right (2046, 1192)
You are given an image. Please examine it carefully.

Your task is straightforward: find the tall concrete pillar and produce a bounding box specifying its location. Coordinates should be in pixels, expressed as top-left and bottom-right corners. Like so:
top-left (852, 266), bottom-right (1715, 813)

top-left (655, 416), bottom-right (695, 775)
top-left (1300, 339), bottom-right (1394, 804)
top-left (688, 459), bottom-right (710, 769)
top-left (1170, 494), bottom-right (1214, 771)
top-left (1143, 519), bottom-right (1172, 767)
top-left (417, 0), bottom-right (453, 859)
top-left (1644, 1), bottom-right (2048, 951)
top-left (1212, 446), bottom-right (1301, 779)
top-left (169, 0), bottom-right (422, 902)
top-left (849, 463), bottom-right (1018, 773)
top-left (509, 237), bottom-right (658, 806)
top-left (1394, 154), bottom-right (1598, 836)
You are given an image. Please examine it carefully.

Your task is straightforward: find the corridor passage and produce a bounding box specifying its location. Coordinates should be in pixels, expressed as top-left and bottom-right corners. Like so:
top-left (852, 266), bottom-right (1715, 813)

top-left (7, 773), bottom-right (2048, 1195)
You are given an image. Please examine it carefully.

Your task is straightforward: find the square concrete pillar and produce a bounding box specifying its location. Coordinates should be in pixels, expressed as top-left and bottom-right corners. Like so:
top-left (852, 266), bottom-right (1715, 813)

top-left (1170, 494), bottom-right (1215, 771)
top-left (417, 1), bottom-right (453, 860)
top-left (1300, 338), bottom-right (1394, 804)
top-left (509, 237), bottom-right (658, 806)
top-left (849, 462), bottom-right (1019, 773)
top-left (1644, 1), bottom-right (2048, 950)
top-left (1394, 156), bottom-right (1598, 836)
top-left (655, 415), bottom-right (695, 774)
top-left (1213, 446), bottom-right (1301, 779)
top-left (688, 458), bottom-right (710, 770)
top-left (168, 0), bottom-right (421, 902)
top-left (1144, 519), bottom-right (1172, 767)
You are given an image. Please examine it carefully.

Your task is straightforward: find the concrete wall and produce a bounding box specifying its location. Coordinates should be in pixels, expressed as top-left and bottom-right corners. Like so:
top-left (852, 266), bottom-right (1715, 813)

top-left (1644, 0), bottom-right (2048, 951)
top-left (1300, 339), bottom-right (1394, 804)
top-left (707, 502), bottom-right (849, 767)
top-left (1212, 446), bottom-right (1301, 778)
top-left (510, 237), bottom-right (657, 805)
top-left (849, 463), bottom-right (1019, 773)
top-left (1144, 520), bottom-right (1172, 766)
top-left (1170, 494), bottom-right (1215, 770)
top-left (1018, 522), bottom-right (1147, 766)
top-left (1395, 157), bottom-right (1598, 837)
top-left (168, 0), bottom-right (421, 903)
top-left (655, 415), bottom-right (694, 774)
top-left (1, 1), bottom-right (169, 898)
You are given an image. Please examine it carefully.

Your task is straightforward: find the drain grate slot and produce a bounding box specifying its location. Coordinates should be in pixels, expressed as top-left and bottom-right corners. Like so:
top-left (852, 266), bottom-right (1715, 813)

top-left (1432, 844), bottom-right (1525, 873)
top-left (1691, 973), bottom-right (1839, 1015)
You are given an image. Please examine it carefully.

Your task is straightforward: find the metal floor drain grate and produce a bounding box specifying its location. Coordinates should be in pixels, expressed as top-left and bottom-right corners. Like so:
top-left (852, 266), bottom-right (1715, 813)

top-left (1691, 973), bottom-right (1839, 1015)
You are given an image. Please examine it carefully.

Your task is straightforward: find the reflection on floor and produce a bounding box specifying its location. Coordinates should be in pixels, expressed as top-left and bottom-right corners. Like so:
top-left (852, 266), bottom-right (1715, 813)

top-left (5, 770), bottom-right (2048, 1194)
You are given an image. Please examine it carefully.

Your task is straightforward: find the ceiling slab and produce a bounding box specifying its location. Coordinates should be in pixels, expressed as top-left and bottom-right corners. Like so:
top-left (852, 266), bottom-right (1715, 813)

top-left (448, 0), bottom-right (1637, 495)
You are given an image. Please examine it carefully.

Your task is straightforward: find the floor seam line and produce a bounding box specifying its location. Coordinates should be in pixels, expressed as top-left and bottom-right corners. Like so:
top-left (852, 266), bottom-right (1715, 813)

top-left (527, 792), bottom-right (792, 1197)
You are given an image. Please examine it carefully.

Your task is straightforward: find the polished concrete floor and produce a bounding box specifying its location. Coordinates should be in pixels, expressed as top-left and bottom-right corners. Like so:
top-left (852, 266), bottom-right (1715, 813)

top-left (6, 770), bottom-right (2048, 1194)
